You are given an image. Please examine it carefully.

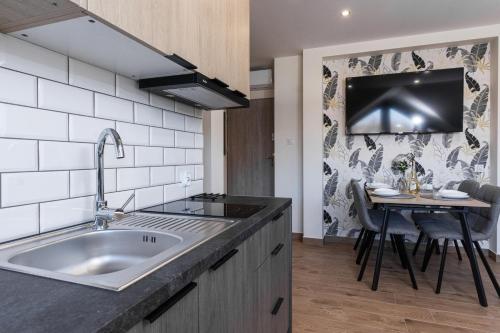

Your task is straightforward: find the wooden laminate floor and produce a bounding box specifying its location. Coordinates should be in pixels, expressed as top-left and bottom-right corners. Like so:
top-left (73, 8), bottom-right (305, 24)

top-left (292, 240), bottom-right (500, 333)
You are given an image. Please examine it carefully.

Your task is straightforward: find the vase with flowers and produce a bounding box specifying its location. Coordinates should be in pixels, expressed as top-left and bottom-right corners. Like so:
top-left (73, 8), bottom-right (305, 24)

top-left (391, 155), bottom-right (410, 192)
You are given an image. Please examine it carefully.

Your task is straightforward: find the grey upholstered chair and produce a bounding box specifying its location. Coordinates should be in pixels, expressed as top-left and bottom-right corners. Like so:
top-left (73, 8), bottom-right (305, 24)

top-left (350, 179), bottom-right (419, 289)
top-left (412, 180), bottom-right (480, 260)
top-left (415, 184), bottom-right (500, 295)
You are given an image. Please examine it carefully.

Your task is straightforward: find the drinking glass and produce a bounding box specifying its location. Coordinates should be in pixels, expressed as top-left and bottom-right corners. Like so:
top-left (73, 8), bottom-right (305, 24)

top-left (432, 182), bottom-right (442, 199)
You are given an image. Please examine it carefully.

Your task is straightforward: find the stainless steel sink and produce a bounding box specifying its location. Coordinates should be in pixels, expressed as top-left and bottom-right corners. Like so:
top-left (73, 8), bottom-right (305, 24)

top-left (0, 213), bottom-right (237, 290)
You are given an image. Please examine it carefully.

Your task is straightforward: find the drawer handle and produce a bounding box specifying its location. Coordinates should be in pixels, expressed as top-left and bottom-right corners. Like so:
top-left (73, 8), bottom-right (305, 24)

top-left (271, 243), bottom-right (284, 256)
top-left (272, 212), bottom-right (284, 222)
top-left (210, 249), bottom-right (239, 271)
top-left (145, 282), bottom-right (197, 323)
top-left (271, 297), bottom-right (284, 315)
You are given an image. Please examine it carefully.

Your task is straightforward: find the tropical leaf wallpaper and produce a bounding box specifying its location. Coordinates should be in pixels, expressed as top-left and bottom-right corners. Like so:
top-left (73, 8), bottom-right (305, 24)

top-left (322, 42), bottom-right (491, 237)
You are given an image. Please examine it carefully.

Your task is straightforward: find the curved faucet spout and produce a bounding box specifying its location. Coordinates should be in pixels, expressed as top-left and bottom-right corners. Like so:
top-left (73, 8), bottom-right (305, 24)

top-left (95, 128), bottom-right (125, 230)
top-left (96, 128), bottom-right (124, 159)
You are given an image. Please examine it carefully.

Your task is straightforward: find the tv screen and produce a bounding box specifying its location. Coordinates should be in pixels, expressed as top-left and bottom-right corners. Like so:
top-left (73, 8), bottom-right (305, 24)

top-left (345, 68), bottom-right (464, 135)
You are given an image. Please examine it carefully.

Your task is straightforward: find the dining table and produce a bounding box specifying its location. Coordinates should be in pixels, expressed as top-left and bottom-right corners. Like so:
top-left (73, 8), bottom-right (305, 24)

top-left (365, 189), bottom-right (491, 307)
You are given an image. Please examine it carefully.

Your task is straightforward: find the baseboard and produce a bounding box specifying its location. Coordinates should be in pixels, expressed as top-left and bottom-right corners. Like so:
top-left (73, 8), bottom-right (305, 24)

top-left (488, 250), bottom-right (500, 262)
top-left (301, 237), bottom-right (324, 246)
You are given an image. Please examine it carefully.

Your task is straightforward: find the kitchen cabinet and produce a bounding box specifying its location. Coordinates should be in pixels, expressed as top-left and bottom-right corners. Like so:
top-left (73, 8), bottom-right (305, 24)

top-left (0, 0), bottom-right (250, 96)
top-left (126, 207), bottom-right (291, 333)
top-left (127, 281), bottom-right (199, 333)
top-left (198, 244), bottom-right (246, 333)
top-left (85, 0), bottom-right (250, 96)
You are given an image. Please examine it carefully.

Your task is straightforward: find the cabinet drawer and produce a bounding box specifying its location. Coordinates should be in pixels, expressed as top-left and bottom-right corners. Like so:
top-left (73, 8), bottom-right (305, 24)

top-left (270, 211), bottom-right (286, 253)
top-left (270, 240), bottom-right (289, 333)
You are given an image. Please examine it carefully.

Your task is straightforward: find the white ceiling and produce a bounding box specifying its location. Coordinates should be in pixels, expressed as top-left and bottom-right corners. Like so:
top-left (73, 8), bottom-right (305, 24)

top-left (251, 0), bottom-right (500, 68)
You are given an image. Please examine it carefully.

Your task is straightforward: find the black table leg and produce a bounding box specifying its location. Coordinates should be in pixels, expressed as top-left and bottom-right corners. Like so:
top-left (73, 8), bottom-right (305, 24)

top-left (372, 207), bottom-right (390, 291)
top-left (459, 211), bottom-right (488, 307)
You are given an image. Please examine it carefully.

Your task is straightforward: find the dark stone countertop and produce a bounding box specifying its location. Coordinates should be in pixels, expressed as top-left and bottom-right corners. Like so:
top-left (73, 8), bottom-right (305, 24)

top-left (0, 196), bottom-right (291, 333)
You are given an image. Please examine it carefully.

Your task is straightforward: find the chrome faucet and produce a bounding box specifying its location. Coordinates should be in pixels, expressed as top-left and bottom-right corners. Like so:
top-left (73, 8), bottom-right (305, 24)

top-left (94, 128), bottom-right (130, 230)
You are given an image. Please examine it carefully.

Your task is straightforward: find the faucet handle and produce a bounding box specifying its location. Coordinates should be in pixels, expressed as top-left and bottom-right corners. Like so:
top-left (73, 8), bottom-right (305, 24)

top-left (119, 192), bottom-right (135, 212)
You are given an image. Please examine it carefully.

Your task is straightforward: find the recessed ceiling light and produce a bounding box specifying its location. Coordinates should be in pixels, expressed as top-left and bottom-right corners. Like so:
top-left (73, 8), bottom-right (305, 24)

top-left (414, 79), bottom-right (420, 84)
top-left (341, 9), bottom-right (351, 17)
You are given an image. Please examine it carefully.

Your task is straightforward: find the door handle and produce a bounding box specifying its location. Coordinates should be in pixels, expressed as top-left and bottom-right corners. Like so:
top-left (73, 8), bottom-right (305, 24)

top-left (210, 249), bottom-right (239, 271)
top-left (145, 282), bottom-right (197, 323)
top-left (271, 297), bottom-right (284, 315)
top-left (271, 243), bottom-right (284, 256)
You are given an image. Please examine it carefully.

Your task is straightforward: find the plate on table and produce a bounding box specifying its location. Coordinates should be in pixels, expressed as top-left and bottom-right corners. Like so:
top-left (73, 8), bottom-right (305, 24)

top-left (366, 182), bottom-right (392, 190)
top-left (439, 190), bottom-right (469, 199)
top-left (373, 188), bottom-right (400, 197)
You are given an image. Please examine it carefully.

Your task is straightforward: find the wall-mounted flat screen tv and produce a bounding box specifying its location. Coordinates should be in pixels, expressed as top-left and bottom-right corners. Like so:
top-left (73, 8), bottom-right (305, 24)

top-left (345, 68), bottom-right (464, 135)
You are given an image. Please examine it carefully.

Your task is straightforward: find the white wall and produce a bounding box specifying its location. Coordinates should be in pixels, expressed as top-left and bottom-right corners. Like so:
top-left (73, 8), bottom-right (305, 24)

top-left (301, 24), bottom-right (500, 243)
top-left (0, 34), bottom-right (204, 243)
top-left (274, 55), bottom-right (303, 233)
top-left (203, 110), bottom-right (226, 193)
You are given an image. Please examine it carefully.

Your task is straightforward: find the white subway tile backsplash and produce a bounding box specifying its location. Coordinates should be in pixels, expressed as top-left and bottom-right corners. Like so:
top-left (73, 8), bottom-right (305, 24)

top-left (0, 34), bottom-right (67, 83)
top-left (134, 103), bottom-right (162, 127)
top-left (0, 204), bottom-right (39, 243)
top-left (0, 35), bottom-right (203, 242)
top-left (195, 134), bottom-right (204, 148)
top-left (150, 127), bottom-right (174, 147)
top-left (135, 186), bottom-right (163, 210)
top-left (175, 131), bottom-right (195, 148)
top-left (0, 67), bottom-right (37, 107)
top-left (194, 165), bottom-right (204, 180)
top-left (164, 183), bottom-right (186, 202)
top-left (116, 122), bottom-right (149, 146)
top-left (69, 115), bottom-right (115, 143)
top-left (0, 103), bottom-right (67, 140)
top-left (163, 110), bottom-right (185, 130)
top-left (2, 171), bottom-right (69, 207)
top-left (69, 169), bottom-right (116, 197)
top-left (151, 166), bottom-right (175, 186)
top-left (38, 79), bottom-right (93, 116)
top-left (185, 116), bottom-right (203, 133)
top-left (186, 180), bottom-right (204, 197)
top-left (103, 145), bottom-right (134, 168)
top-left (175, 165), bottom-right (195, 183)
top-left (135, 146), bottom-right (163, 167)
top-left (95, 93), bottom-right (133, 122)
top-left (117, 167), bottom-right (149, 191)
top-left (116, 75), bottom-right (149, 103)
top-left (175, 101), bottom-right (195, 116)
top-left (186, 149), bottom-right (203, 164)
top-left (106, 190), bottom-right (135, 212)
top-left (150, 94), bottom-right (174, 111)
top-left (40, 196), bottom-right (94, 232)
top-left (164, 148), bottom-right (185, 165)
top-left (39, 141), bottom-right (94, 170)
top-left (69, 59), bottom-right (115, 95)
top-left (0, 139), bottom-right (38, 172)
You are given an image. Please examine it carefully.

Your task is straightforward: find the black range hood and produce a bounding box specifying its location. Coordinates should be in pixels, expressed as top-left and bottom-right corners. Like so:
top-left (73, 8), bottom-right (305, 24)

top-left (138, 72), bottom-right (249, 110)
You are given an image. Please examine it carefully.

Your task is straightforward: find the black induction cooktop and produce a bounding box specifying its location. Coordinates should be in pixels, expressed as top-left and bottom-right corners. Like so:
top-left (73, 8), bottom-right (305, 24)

top-left (139, 193), bottom-right (266, 219)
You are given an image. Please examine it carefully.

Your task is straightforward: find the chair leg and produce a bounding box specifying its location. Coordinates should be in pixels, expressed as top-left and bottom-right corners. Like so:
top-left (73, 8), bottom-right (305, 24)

top-left (460, 240), bottom-right (471, 258)
top-left (474, 241), bottom-right (500, 297)
top-left (358, 231), bottom-right (375, 281)
top-left (356, 231), bottom-right (369, 265)
top-left (395, 235), bottom-right (418, 289)
top-left (390, 234), bottom-right (397, 254)
top-left (395, 235), bottom-right (407, 269)
top-left (354, 228), bottom-right (365, 251)
top-left (421, 238), bottom-right (433, 272)
top-left (454, 240), bottom-right (462, 261)
top-left (412, 231), bottom-right (424, 256)
top-left (436, 239), bottom-right (449, 294)
top-left (435, 239), bottom-right (441, 254)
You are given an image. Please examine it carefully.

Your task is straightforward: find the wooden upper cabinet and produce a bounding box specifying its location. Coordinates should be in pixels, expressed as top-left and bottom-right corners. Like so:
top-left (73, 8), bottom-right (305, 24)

top-left (84, 0), bottom-right (249, 96)
top-left (86, 0), bottom-right (154, 45)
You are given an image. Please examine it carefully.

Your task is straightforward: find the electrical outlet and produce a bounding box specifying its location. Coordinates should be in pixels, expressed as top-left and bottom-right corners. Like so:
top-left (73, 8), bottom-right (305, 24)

top-left (474, 164), bottom-right (485, 173)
